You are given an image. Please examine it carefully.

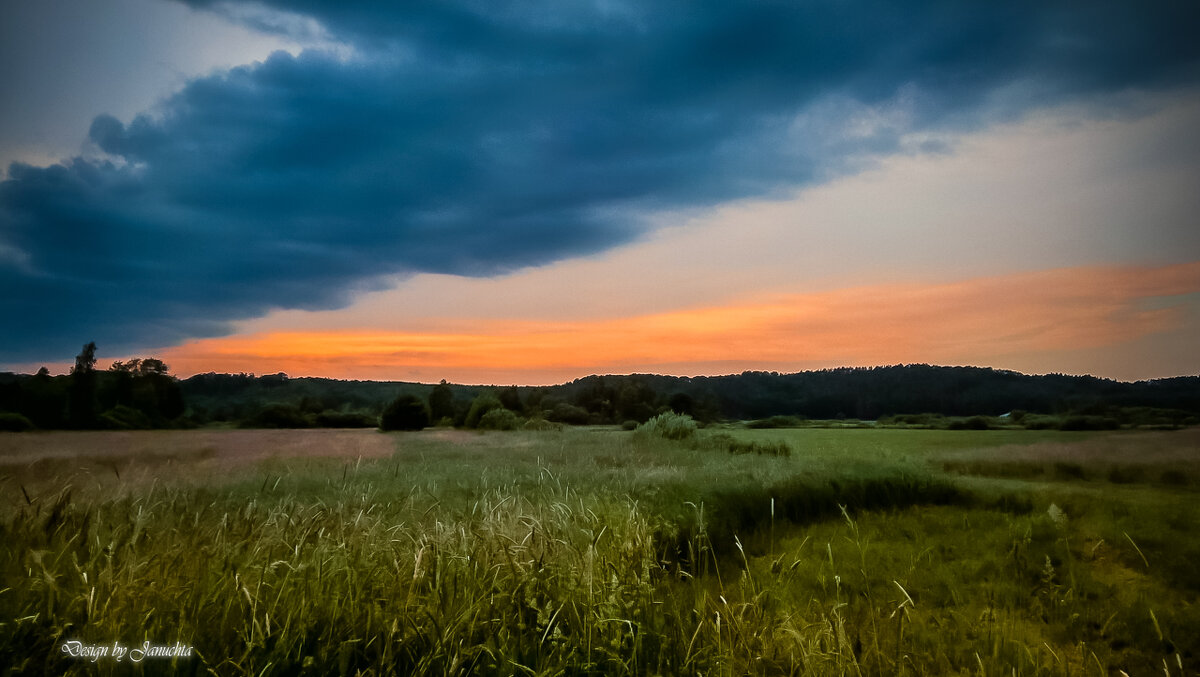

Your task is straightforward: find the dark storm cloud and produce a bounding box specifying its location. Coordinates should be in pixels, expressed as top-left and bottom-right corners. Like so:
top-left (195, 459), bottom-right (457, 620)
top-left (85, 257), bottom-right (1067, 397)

top-left (3, 0), bottom-right (1199, 359)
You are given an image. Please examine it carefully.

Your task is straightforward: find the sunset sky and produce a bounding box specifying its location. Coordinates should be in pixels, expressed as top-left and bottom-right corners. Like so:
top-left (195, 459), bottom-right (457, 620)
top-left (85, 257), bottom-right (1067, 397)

top-left (2, 0), bottom-right (1199, 384)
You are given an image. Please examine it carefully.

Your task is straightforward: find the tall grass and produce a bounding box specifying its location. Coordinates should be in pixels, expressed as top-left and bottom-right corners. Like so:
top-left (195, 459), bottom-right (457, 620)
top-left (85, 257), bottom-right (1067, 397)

top-left (1, 427), bottom-right (1196, 675)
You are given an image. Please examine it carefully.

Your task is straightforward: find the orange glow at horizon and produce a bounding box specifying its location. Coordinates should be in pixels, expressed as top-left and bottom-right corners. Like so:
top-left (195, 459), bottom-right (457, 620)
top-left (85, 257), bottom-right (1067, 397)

top-left (151, 262), bottom-right (1200, 385)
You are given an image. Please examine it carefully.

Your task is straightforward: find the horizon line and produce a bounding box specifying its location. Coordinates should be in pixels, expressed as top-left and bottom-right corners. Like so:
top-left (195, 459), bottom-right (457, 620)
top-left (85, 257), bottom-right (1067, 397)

top-left (6, 362), bottom-right (1197, 389)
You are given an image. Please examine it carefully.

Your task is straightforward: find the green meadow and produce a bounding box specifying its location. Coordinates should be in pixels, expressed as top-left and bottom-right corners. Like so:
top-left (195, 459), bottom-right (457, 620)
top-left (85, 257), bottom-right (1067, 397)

top-left (1, 424), bottom-right (1197, 675)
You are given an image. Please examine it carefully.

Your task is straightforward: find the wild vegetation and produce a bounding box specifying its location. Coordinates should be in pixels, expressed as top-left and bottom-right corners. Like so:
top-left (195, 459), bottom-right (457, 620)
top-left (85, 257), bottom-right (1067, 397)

top-left (1, 422), bottom-right (1196, 675)
top-left (3, 345), bottom-right (1199, 432)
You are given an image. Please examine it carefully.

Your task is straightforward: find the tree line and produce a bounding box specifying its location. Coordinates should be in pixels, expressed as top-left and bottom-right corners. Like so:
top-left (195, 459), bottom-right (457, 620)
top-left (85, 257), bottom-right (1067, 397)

top-left (0, 343), bottom-right (184, 431)
top-left (1, 345), bottom-right (1198, 431)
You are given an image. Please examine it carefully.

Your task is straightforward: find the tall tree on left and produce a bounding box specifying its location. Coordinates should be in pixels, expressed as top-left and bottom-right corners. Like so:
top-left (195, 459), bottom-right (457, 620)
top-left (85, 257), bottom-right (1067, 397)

top-left (68, 342), bottom-right (98, 429)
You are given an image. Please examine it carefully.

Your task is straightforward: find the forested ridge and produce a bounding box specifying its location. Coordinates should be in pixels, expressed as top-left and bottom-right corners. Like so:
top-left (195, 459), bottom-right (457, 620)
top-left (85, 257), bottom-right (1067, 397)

top-left (2, 356), bottom-right (1197, 431)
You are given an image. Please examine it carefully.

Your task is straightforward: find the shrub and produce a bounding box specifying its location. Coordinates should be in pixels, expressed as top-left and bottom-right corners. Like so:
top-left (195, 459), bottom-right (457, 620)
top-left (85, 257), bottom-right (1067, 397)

top-left (0, 412), bottom-right (35, 432)
top-left (621, 420), bottom-right (639, 431)
top-left (464, 392), bottom-right (503, 429)
top-left (545, 402), bottom-right (590, 426)
top-left (427, 381), bottom-right (455, 422)
top-left (98, 405), bottom-right (154, 430)
top-left (478, 408), bottom-right (521, 431)
top-left (635, 411), bottom-right (697, 441)
top-left (380, 394), bottom-right (431, 431)
top-left (948, 416), bottom-right (991, 430)
top-left (243, 403), bottom-right (310, 428)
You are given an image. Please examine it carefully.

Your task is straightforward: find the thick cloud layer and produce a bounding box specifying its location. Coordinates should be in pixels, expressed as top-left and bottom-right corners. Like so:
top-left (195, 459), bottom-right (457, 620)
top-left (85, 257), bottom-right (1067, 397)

top-left (3, 0), bottom-right (1199, 359)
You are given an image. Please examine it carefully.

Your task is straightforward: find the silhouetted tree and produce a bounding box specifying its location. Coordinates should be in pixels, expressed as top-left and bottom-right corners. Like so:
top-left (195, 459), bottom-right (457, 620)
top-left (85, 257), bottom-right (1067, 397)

top-left (73, 342), bottom-right (97, 374)
top-left (667, 392), bottom-right (695, 417)
top-left (546, 402), bottom-right (590, 425)
top-left (139, 358), bottom-right (169, 376)
top-left (499, 385), bottom-right (523, 412)
top-left (616, 380), bottom-right (658, 423)
top-left (380, 394), bottom-right (430, 431)
top-left (428, 380), bottom-right (455, 422)
top-left (18, 370), bottom-right (66, 428)
top-left (136, 371), bottom-right (185, 422)
top-left (101, 355), bottom-right (184, 426)
top-left (68, 342), bottom-right (98, 428)
top-left (106, 360), bottom-right (137, 410)
top-left (572, 376), bottom-right (616, 421)
top-left (524, 387), bottom-right (549, 412)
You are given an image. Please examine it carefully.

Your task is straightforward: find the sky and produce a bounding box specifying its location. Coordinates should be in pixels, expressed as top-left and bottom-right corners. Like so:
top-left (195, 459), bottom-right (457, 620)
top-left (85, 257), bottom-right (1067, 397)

top-left (2, 0), bottom-right (1199, 384)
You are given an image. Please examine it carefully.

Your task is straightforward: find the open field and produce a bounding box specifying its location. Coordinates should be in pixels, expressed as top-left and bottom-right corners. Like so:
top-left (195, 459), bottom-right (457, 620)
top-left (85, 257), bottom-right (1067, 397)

top-left (1, 426), bottom-right (1197, 675)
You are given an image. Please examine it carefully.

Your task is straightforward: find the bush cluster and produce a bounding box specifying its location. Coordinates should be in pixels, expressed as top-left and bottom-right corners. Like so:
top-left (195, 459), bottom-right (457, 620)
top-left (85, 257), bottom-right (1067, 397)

top-left (98, 405), bottom-right (154, 430)
top-left (947, 415), bottom-right (991, 430)
top-left (478, 408), bottom-right (521, 431)
top-left (633, 412), bottom-right (698, 441)
top-left (0, 412), bottom-right (35, 432)
top-left (379, 395), bottom-right (431, 431)
top-left (464, 393), bottom-right (504, 429)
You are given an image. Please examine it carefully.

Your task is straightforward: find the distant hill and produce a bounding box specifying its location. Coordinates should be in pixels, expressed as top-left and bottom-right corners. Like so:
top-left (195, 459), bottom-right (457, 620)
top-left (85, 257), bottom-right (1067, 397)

top-left (567, 366), bottom-right (1200, 420)
top-left (3, 364), bottom-right (1197, 430)
top-left (177, 365), bottom-right (1200, 427)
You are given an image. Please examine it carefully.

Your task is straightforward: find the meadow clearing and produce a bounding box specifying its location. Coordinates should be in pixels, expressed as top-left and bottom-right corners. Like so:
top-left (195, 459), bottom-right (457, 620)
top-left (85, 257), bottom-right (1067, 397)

top-left (1, 424), bottom-right (1197, 675)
